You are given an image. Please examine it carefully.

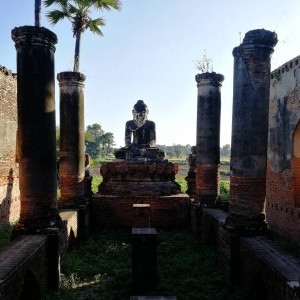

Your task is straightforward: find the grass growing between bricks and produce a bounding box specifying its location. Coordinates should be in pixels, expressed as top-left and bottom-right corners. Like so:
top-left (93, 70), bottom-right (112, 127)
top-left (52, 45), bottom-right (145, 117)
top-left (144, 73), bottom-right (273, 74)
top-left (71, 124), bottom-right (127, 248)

top-left (44, 229), bottom-right (249, 300)
top-left (0, 225), bottom-right (13, 248)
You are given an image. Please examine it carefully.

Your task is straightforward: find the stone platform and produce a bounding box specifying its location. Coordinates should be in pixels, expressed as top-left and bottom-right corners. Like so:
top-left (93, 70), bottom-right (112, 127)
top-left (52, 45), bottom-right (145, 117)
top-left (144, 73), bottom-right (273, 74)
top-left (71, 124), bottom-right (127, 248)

top-left (98, 160), bottom-right (180, 196)
top-left (91, 159), bottom-right (190, 229)
top-left (91, 194), bottom-right (190, 229)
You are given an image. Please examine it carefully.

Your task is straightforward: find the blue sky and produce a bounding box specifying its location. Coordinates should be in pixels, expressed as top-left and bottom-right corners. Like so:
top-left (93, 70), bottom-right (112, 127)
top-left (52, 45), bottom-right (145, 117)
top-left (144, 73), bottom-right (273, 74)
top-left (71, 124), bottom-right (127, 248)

top-left (1, 1), bottom-right (300, 148)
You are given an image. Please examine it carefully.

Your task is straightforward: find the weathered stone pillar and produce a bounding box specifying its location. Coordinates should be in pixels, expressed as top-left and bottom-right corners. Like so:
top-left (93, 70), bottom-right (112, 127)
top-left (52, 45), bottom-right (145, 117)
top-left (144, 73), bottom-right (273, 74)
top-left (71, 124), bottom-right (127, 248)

top-left (195, 72), bottom-right (224, 205)
top-left (225, 29), bottom-right (278, 233)
top-left (57, 72), bottom-right (86, 207)
top-left (12, 26), bottom-right (58, 230)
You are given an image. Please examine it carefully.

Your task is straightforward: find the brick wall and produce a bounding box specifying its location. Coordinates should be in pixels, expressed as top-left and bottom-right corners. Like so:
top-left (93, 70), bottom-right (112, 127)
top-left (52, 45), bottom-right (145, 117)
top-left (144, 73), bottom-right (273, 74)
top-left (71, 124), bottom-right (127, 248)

top-left (91, 194), bottom-right (190, 229)
top-left (0, 235), bottom-right (48, 300)
top-left (267, 56), bottom-right (300, 245)
top-left (0, 66), bottom-right (20, 226)
top-left (201, 208), bottom-right (300, 300)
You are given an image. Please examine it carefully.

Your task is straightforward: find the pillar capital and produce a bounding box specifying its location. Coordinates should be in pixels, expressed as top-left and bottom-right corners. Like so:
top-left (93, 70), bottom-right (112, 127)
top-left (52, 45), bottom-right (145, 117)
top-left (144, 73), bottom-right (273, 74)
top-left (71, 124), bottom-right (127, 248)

top-left (195, 72), bottom-right (224, 88)
top-left (233, 29), bottom-right (278, 57)
top-left (57, 71), bottom-right (86, 87)
top-left (12, 26), bottom-right (57, 51)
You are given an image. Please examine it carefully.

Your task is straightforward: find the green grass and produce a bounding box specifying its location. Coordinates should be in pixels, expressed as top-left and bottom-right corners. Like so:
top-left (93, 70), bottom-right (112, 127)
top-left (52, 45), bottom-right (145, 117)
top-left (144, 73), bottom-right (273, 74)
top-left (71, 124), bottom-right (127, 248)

top-left (92, 176), bottom-right (103, 194)
top-left (169, 158), bottom-right (187, 163)
top-left (90, 157), bottom-right (114, 168)
top-left (220, 156), bottom-right (230, 163)
top-left (176, 178), bottom-right (187, 193)
top-left (90, 158), bottom-right (101, 168)
top-left (220, 169), bottom-right (230, 176)
top-left (220, 180), bottom-right (230, 201)
top-left (43, 230), bottom-right (249, 300)
top-left (0, 224), bottom-right (13, 248)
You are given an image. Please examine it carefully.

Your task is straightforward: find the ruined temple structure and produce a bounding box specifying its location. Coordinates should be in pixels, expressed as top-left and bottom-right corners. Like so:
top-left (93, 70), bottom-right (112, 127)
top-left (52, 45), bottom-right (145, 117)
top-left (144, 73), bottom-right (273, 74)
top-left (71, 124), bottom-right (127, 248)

top-left (91, 100), bottom-right (190, 228)
top-left (3, 26), bottom-right (300, 300)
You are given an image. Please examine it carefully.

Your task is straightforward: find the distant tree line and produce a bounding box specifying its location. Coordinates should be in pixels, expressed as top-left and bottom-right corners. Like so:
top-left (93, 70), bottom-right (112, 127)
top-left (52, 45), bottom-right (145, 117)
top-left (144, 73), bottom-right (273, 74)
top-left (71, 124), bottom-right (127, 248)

top-left (220, 144), bottom-right (231, 157)
top-left (157, 144), bottom-right (192, 159)
top-left (156, 144), bottom-right (231, 159)
top-left (56, 123), bottom-right (115, 160)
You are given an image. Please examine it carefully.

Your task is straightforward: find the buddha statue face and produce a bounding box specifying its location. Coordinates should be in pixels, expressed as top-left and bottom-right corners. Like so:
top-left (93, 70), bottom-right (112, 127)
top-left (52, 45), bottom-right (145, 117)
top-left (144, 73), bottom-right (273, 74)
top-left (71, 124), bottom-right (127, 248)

top-left (132, 100), bottom-right (148, 126)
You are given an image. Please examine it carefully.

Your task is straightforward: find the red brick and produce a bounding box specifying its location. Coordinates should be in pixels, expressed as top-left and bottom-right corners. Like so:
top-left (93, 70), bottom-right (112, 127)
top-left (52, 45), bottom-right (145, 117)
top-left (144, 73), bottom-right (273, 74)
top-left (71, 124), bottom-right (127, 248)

top-left (196, 164), bottom-right (219, 199)
top-left (91, 194), bottom-right (190, 229)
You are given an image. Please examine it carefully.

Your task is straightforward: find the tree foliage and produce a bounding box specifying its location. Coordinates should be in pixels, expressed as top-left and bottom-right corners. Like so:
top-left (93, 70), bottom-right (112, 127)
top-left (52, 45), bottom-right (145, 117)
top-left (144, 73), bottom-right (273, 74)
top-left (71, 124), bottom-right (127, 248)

top-left (56, 123), bottom-right (115, 159)
top-left (174, 149), bottom-right (182, 159)
top-left (157, 144), bottom-right (191, 159)
top-left (220, 144), bottom-right (231, 157)
top-left (166, 151), bottom-right (175, 159)
top-left (44, 0), bottom-right (121, 72)
top-left (85, 123), bottom-right (115, 159)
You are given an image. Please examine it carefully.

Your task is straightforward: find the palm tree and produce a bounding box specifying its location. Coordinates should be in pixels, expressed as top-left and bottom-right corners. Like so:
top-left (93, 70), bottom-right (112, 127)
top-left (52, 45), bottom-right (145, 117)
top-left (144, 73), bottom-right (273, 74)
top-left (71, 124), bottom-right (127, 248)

top-left (101, 132), bottom-right (115, 156)
top-left (35, 0), bottom-right (41, 26)
top-left (44, 0), bottom-right (121, 72)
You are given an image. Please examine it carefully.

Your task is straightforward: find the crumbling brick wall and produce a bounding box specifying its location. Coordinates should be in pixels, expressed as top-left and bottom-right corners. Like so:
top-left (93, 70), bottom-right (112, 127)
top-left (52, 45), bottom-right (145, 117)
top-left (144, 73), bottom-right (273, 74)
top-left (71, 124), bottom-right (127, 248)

top-left (0, 66), bottom-right (20, 226)
top-left (266, 55), bottom-right (300, 245)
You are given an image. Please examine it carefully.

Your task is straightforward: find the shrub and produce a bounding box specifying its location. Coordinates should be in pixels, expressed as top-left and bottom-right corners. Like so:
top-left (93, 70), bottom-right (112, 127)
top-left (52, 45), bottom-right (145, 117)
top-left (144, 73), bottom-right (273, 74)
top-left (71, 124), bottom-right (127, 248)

top-left (92, 176), bottom-right (103, 193)
top-left (220, 180), bottom-right (230, 201)
top-left (176, 178), bottom-right (187, 193)
top-left (220, 169), bottom-right (230, 176)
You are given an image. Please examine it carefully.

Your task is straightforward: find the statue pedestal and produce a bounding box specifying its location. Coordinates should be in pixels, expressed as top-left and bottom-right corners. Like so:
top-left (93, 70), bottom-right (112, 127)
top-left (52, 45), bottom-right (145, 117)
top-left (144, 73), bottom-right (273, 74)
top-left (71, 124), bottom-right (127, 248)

top-left (98, 160), bottom-right (180, 196)
top-left (91, 160), bottom-right (190, 228)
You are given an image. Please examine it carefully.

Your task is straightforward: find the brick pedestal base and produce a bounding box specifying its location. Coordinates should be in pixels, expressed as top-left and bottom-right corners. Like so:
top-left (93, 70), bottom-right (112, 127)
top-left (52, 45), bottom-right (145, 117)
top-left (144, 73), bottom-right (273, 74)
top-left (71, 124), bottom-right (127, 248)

top-left (91, 194), bottom-right (190, 229)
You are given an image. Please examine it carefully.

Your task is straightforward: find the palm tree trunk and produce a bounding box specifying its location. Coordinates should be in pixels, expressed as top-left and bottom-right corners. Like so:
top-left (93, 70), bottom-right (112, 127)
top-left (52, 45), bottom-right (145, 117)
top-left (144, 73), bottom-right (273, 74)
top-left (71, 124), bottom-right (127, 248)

top-left (74, 31), bottom-right (81, 72)
top-left (35, 0), bottom-right (41, 27)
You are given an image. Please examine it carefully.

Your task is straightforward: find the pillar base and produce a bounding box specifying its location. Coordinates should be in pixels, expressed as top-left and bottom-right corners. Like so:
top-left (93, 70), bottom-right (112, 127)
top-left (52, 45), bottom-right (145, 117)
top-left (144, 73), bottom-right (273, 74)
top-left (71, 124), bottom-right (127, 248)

top-left (196, 164), bottom-right (219, 206)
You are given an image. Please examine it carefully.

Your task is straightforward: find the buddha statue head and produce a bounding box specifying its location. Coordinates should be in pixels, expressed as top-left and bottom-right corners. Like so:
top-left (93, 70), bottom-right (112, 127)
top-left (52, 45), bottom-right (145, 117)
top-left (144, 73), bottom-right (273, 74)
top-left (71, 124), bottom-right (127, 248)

top-left (132, 100), bottom-right (149, 127)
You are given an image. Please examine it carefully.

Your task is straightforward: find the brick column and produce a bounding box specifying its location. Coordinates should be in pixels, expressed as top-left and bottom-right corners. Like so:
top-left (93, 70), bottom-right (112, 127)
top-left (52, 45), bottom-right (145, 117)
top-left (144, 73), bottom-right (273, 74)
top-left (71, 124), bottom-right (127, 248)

top-left (57, 72), bottom-right (86, 208)
top-left (195, 72), bottom-right (224, 205)
top-left (12, 26), bottom-right (59, 230)
top-left (225, 29), bottom-right (278, 233)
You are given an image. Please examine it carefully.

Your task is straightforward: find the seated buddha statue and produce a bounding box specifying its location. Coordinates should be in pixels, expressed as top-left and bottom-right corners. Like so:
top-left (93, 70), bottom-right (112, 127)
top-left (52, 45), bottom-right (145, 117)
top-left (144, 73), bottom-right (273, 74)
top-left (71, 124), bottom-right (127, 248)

top-left (115, 100), bottom-right (165, 160)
